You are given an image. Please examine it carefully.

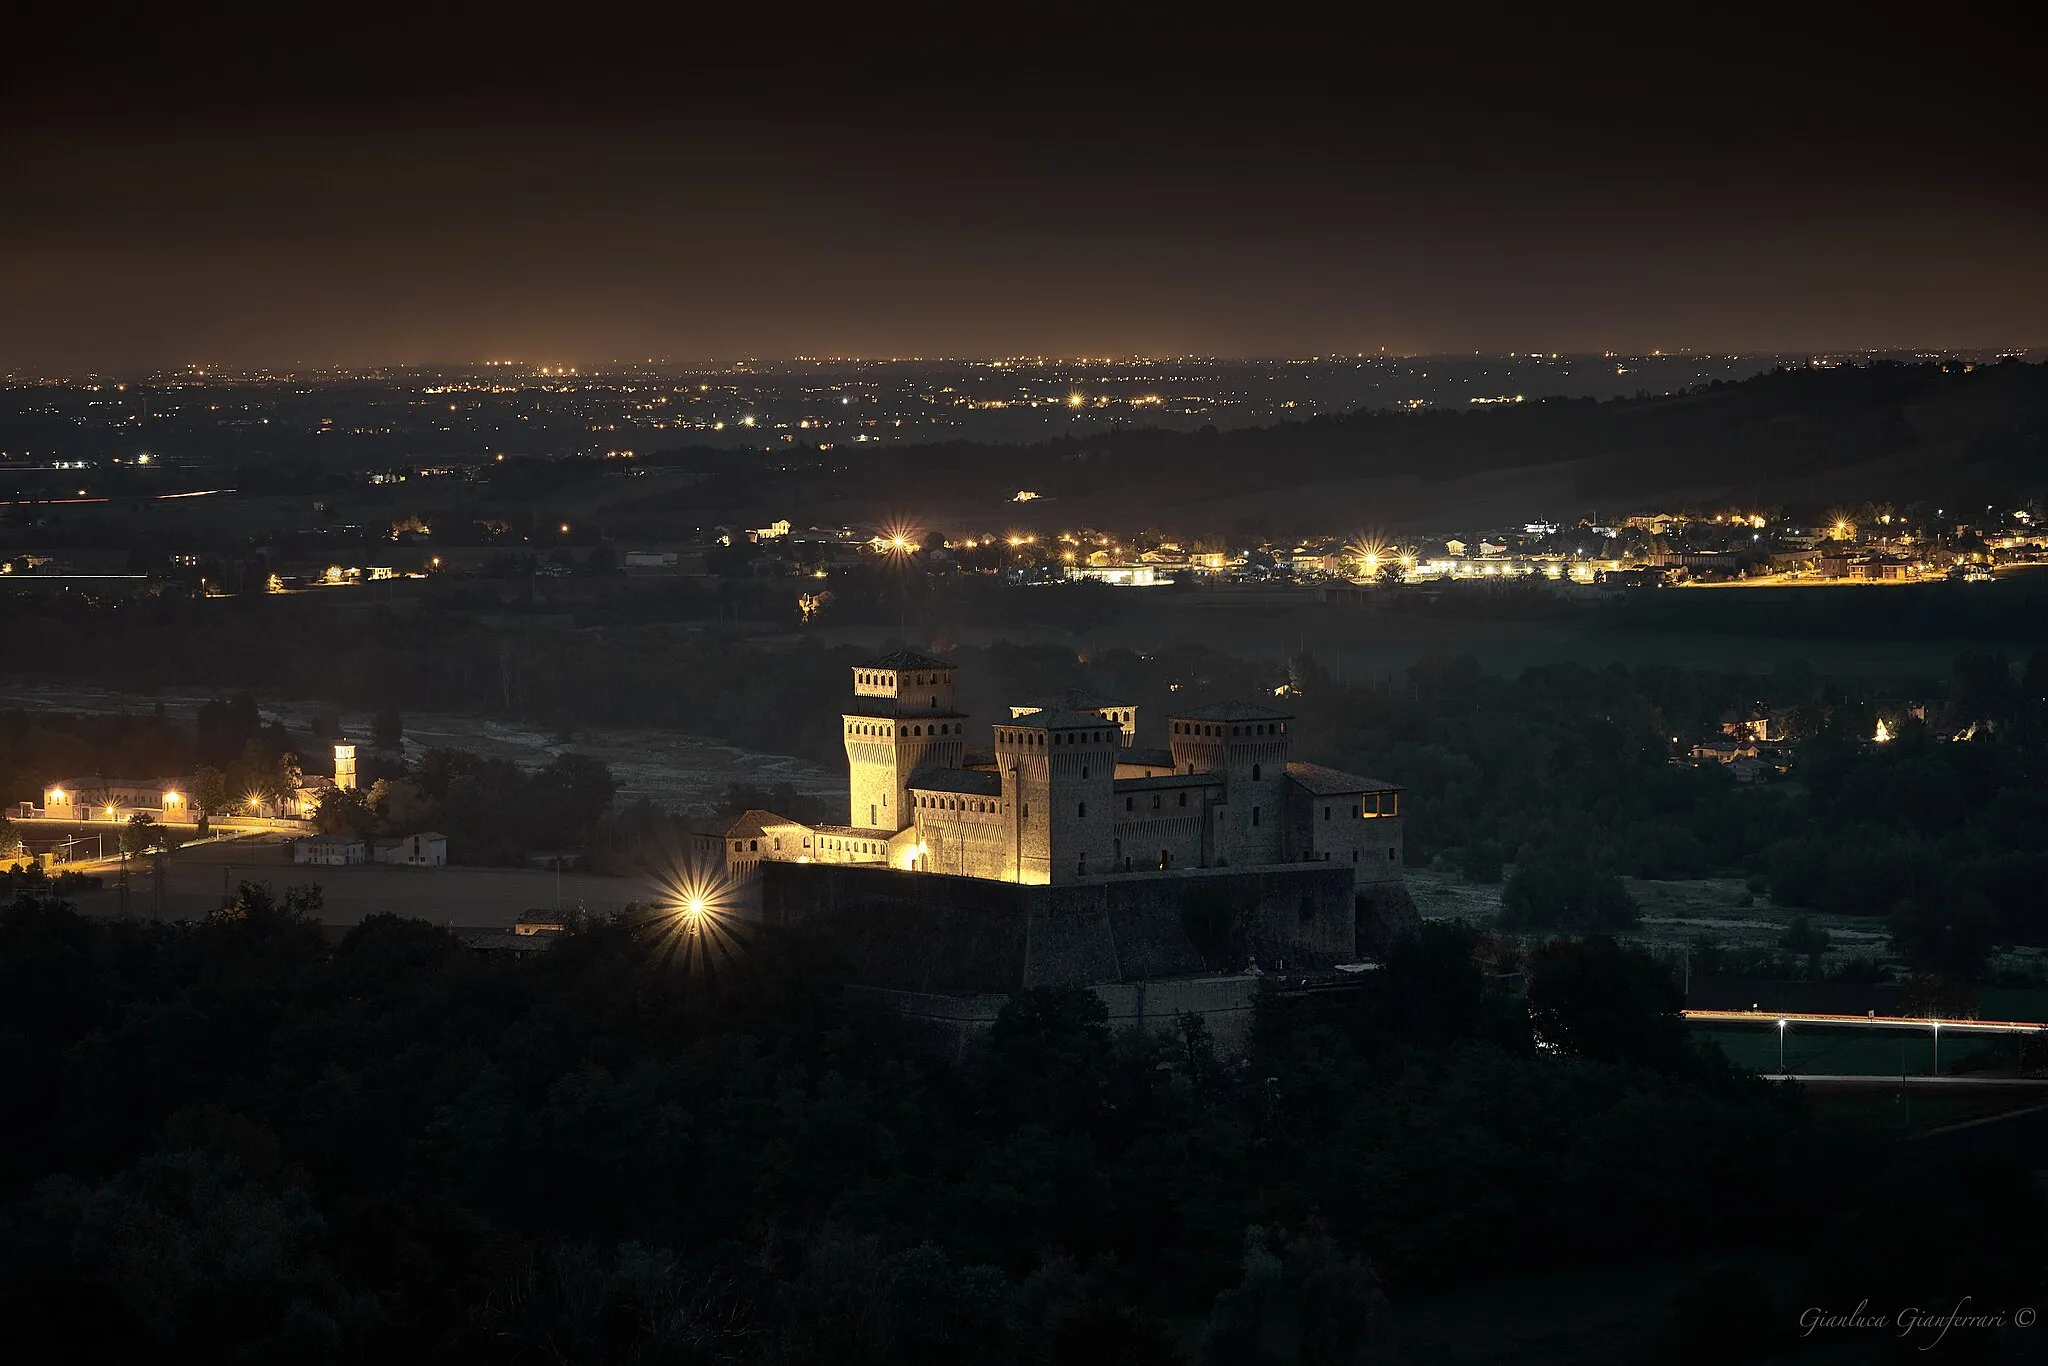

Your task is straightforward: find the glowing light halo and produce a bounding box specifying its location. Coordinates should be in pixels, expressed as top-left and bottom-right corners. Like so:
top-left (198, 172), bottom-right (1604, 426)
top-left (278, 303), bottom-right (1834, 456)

top-left (632, 858), bottom-right (749, 978)
top-left (1345, 533), bottom-right (1392, 579)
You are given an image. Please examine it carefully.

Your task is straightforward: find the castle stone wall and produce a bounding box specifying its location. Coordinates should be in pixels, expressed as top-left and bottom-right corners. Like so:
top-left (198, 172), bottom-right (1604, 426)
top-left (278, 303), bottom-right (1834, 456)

top-left (758, 860), bottom-right (1363, 993)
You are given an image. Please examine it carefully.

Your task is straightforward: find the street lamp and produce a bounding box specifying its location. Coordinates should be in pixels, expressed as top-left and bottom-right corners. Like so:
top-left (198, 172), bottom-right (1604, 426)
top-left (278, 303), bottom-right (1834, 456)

top-left (1931, 1019), bottom-right (1941, 1076)
top-left (1777, 1018), bottom-right (1788, 1073)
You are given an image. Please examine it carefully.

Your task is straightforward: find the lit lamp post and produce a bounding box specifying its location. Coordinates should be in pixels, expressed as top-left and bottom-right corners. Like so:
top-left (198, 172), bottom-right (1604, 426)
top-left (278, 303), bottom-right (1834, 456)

top-left (1931, 1019), bottom-right (1941, 1077)
top-left (1777, 1018), bottom-right (1788, 1074)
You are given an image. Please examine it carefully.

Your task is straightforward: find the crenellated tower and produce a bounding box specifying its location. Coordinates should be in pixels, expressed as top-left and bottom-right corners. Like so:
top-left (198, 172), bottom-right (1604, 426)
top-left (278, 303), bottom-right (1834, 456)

top-left (843, 650), bottom-right (968, 830)
top-left (998, 708), bottom-right (1119, 884)
top-left (1168, 701), bottom-right (1293, 865)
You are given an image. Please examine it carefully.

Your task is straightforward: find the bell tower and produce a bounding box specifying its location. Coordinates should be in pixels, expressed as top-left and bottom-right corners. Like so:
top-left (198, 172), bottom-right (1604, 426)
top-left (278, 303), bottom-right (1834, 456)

top-left (334, 742), bottom-right (358, 792)
top-left (843, 650), bottom-right (967, 830)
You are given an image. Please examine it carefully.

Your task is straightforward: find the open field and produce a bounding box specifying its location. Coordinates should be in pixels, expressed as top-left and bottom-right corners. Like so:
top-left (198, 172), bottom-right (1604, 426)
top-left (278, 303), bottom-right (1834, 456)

top-left (0, 681), bottom-right (837, 817)
top-left (1407, 867), bottom-right (2048, 977)
top-left (61, 834), bottom-right (666, 929)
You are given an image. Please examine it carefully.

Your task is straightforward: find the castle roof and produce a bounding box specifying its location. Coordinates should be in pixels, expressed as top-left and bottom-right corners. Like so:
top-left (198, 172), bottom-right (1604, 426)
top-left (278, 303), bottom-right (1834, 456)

top-left (1022, 686), bottom-right (1131, 713)
top-left (908, 769), bottom-right (1003, 797)
top-left (1008, 708), bottom-right (1119, 731)
top-left (713, 808), bottom-right (803, 840)
top-left (1285, 761), bottom-right (1401, 796)
top-left (1171, 700), bottom-right (1294, 722)
top-left (858, 648), bottom-right (955, 671)
top-left (1117, 746), bottom-right (1176, 770)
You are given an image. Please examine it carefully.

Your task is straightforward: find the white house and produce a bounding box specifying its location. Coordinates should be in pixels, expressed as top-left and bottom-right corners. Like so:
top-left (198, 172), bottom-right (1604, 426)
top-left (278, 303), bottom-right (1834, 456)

top-left (374, 832), bottom-right (449, 867)
top-left (294, 835), bottom-right (367, 866)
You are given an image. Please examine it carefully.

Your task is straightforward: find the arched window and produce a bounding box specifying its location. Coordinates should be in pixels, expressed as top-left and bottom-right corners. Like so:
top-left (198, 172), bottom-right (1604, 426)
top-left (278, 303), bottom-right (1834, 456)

top-left (1077, 802), bottom-right (1087, 817)
top-left (1251, 764), bottom-right (1261, 780)
top-left (1080, 766), bottom-right (1088, 780)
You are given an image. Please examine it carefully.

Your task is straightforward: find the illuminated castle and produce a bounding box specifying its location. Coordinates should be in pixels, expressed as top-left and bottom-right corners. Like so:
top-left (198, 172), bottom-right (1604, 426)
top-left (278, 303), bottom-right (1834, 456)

top-left (699, 650), bottom-right (1404, 891)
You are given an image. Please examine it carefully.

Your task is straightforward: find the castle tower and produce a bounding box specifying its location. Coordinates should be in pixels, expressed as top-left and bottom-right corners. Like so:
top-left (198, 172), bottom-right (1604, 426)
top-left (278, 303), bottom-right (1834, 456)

top-left (843, 650), bottom-right (967, 830)
top-left (1168, 702), bottom-right (1293, 865)
top-left (1009, 687), bottom-right (1138, 747)
top-left (334, 742), bottom-right (358, 792)
top-left (998, 708), bottom-right (1118, 884)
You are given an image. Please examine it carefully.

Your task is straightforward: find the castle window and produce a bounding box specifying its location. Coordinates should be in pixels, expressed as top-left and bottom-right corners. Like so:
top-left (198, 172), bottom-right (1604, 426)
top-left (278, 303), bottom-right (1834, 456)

top-left (1077, 802), bottom-right (1086, 817)
top-left (1152, 794), bottom-right (1161, 809)
top-left (1125, 796), bottom-right (1133, 811)
top-left (1353, 850), bottom-right (1360, 861)
top-left (1022, 804), bottom-right (1029, 821)
top-left (1352, 804), bottom-right (1360, 818)
top-left (1389, 847), bottom-right (1397, 860)
top-left (1251, 807), bottom-right (1260, 826)
top-left (1324, 805), bottom-right (1331, 820)
top-left (749, 839), bottom-right (758, 850)
top-left (1080, 766), bottom-right (1088, 780)
top-left (1252, 764), bottom-right (1261, 780)
top-left (732, 840), bottom-right (741, 851)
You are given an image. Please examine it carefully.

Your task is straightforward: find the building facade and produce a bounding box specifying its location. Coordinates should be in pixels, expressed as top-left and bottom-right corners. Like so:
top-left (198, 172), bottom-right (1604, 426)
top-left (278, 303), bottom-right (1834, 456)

top-left (699, 650), bottom-right (1404, 892)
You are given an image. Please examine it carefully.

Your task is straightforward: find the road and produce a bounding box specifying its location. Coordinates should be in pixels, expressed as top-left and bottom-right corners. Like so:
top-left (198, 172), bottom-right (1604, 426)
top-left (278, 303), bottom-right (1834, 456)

top-left (1685, 1009), bottom-right (2048, 1036)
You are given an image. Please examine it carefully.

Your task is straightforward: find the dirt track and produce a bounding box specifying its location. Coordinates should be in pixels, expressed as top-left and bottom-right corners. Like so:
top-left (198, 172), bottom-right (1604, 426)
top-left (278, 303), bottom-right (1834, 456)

top-left (65, 835), bottom-right (669, 929)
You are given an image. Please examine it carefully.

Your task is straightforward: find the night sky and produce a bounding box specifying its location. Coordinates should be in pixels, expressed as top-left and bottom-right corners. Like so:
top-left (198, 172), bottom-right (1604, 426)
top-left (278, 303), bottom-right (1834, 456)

top-left (5, 9), bottom-right (2041, 372)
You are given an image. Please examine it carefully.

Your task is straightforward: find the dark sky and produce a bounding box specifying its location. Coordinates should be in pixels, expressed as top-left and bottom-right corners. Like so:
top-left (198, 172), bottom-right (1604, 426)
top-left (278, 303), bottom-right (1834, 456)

top-left (4, 7), bottom-right (2042, 372)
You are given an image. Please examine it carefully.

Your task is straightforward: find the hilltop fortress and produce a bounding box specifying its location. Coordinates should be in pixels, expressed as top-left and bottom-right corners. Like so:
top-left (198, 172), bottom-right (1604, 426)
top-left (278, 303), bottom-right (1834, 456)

top-left (700, 650), bottom-right (1405, 890)
top-left (694, 650), bottom-right (1414, 1043)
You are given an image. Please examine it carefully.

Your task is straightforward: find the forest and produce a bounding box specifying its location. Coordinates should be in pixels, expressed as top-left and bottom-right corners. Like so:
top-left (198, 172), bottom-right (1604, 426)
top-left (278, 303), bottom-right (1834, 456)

top-left (2, 892), bottom-right (2037, 1363)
